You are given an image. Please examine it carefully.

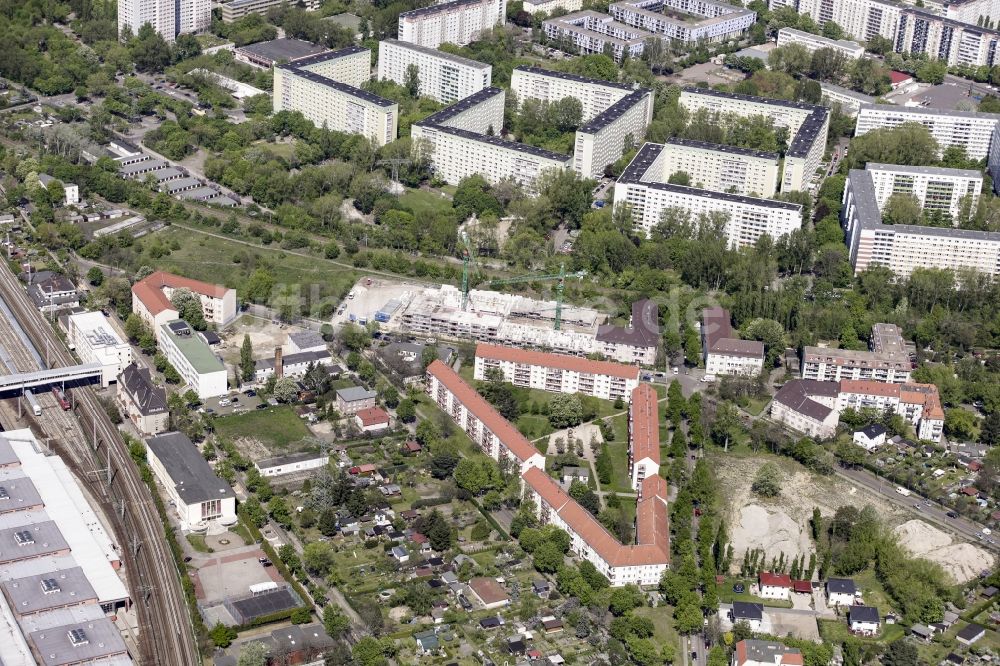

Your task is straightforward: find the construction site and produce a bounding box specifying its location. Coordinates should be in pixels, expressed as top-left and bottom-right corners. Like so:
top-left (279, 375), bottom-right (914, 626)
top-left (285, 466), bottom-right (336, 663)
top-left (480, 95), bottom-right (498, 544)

top-left (332, 277), bottom-right (609, 355)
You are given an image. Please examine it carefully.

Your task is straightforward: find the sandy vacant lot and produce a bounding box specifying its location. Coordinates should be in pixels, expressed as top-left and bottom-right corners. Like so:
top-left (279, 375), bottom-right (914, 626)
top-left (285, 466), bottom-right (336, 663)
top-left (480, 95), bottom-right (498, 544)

top-left (716, 455), bottom-right (906, 572)
top-left (894, 520), bottom-right (995, 584)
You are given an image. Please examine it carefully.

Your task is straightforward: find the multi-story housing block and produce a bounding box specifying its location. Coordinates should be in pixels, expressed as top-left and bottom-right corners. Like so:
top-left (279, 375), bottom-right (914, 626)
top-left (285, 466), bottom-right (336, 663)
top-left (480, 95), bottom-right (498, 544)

top-left (132, 271), bottom-right (237, 337)
top-left (866, 163), bottom-right (982, 219)
top-left (856, 105), bottom-right (1000, 160)
top-left (574, 89), bottom-right (654, 178)
top-left (474, 344), bottom-right (640, 402)
top-left (511, 66), bottom-right (635, 122)
top-left (610, 0), bottom-right (756, 44)
top-left (627, 384), bottom-right (660, 490)
top-left (119, 0), bottom-right (210, 41)
top-left (660, 138), bottom-right (780, 197)
top-left (701, 307), bottom-right (765, 377)
top-left (679, 87), bottom-right (829, 193)
top-left (158, 320), bottom-right (228, 399)
top-left (222, 0), bottom-right (321, 22)
top-left (801, 323), bottom-right (912, 383)
top-left (615, 143), bottom-right (803, 247)
top-left (543, 11), bottom-right (654, 61)
top-left (776, 27), bottom-right (865, 58)
top-left (842, 167), bottom-right (1000, 277)
top-left (595, 299), bottom-right (660, 365)
top-left (66, 312), bottom-right (133, 387)
top-left (837, 380), bottom-right (945, 441)
top-left (274, 48), bottom-right (398, 147)
top-left (378, 39), bottom-right (492, 103)
top-left (398, 0), bottom-right (506, 48)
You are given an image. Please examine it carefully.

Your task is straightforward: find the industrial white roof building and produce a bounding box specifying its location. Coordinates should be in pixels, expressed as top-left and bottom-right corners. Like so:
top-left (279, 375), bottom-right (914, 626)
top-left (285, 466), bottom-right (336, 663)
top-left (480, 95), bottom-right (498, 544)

top-left (66, 312), bottom-right (132, 387)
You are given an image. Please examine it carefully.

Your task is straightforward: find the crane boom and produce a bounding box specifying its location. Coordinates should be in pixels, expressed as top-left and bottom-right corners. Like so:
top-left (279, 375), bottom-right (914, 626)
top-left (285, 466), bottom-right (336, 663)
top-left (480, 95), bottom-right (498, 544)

top-left (487, 263), bottom-right (586, 330)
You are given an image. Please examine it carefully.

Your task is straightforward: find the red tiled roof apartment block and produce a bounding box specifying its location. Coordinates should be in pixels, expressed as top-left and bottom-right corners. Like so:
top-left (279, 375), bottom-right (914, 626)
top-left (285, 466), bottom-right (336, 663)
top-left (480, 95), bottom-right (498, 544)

top-left (522, 468), bottom-right (669, 586)
top-left (770, 379), bottom-right (839, 439)
top-left (628, 384), bottom-right (660, 490)
top-left (474, 343), bottom-right (640, 403)
top-left (801, 323), bottom-right (911, 384)
top-left (131, 271), bottom-right (237, 337)
top-left (425, 361), bottom-right (545, 474)
top-left (838, 380), bottom-right (945, 442)
top-left (701, 307), bottom-right (764, 377)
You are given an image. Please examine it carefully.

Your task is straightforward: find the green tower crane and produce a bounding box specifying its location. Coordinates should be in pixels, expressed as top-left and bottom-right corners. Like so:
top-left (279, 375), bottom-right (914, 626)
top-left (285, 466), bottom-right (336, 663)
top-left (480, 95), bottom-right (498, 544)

top-left (488, 263), bottom-right (586, 331)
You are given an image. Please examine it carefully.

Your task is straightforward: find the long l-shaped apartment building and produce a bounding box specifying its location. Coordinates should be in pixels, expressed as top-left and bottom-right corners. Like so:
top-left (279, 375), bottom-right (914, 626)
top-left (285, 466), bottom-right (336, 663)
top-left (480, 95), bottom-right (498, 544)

top-left (426, 358), bottom-right (669, 585)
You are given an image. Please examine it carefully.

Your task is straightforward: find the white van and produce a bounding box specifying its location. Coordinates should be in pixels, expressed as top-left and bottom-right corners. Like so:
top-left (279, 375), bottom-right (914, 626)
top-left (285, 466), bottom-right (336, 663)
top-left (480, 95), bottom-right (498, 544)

top-left (895, 486), bottom-right (911, 496)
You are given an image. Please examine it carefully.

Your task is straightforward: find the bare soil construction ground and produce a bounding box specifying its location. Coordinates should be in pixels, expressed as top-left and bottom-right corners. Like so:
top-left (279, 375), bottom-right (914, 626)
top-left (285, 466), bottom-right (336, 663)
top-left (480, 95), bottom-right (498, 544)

top-left (893, 519), bottom-right (994, 584)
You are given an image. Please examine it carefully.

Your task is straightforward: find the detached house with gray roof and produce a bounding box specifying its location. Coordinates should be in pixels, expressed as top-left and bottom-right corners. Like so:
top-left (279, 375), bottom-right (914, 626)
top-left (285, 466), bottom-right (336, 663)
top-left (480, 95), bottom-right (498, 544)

top-left (117, 362), bottom-right (169, 436)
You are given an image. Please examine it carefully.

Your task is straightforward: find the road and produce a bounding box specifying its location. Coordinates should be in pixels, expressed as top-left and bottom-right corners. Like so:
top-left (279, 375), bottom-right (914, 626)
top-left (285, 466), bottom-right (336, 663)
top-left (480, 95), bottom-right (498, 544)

top-left (943, 74), bottom-right (998, 100)
top-left (0, 268), bottom-right (199, 665)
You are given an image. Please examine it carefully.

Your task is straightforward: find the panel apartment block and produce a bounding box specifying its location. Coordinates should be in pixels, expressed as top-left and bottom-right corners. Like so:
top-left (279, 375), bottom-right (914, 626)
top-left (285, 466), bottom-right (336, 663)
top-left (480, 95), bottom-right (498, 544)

top-left (511, 66), bottom-right (634, 122)
top-left (679, 87), bottom-right (829, 193)
top-left (222, 0), bottom-right (321, 22)
top-left (377, 39), bottom-right (491, 103)
top-left (801, 323), bottom-right (912, 383)
top-left (661, 138), bottom-right (780, 197)
top-left (615, 143), bottom-right (803, 247)
top-left (574, 89), bottom-right (654, 179)
top-left (473, 343), bottom-right (640, 401)
top-left (776, 27), bottom-right (865, 58)
top-left (274, 48), bottom-right (398, 147)
top-left (412, 88), bottom-right (571, 190)
top-left (543, 11), bottom-right (654, 62)
top-left (524, 0), bottom-right (583, 13)
top-left (855, 104), bottom-right (1000, 160)
top-left (866, 163), bottom-right (982, 219)
top-left (609, 0), bottom-right (756, 44)
top-left (842, 167), bottom-right (1000, 277)
top-left (398, 0), bottom-right (507, 48)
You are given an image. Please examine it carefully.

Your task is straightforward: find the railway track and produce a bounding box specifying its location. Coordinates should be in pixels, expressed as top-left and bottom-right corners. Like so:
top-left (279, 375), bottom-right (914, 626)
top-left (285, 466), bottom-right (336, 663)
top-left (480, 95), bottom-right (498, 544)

top-left (0, 269), bottom-right (199, 666)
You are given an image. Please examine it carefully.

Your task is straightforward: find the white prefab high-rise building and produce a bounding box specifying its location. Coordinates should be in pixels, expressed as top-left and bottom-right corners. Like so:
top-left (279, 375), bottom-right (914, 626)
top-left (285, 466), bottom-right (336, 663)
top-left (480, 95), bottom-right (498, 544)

top-left (118, 0), bottom-right (210, 41)
top-left (842, 167), bottom-right (1000, 277)
top-left (660, 138), bottom-right (780, 197)
top-left (679, 87), bottom-right (829, 193)
top-left (855, 105), bottom-right (1000, 160)
top-left (412, 87), bottom-right (572, 190)
top-left (616, 143), bottom-right (803, 247)
top-left (573, 89), bottom-right (654, 179)
top-left (511, 66), bottom-right (635, 122)
top-left (866, 163), bottom-right (982, 219)
top-left (776, 27), bottom-right (865, 58)
top-left (377, 39), bottom-right (492, 103)
top-left (543, 11), bottom-right (654, 62)
top-left (273, 48), bottom-right (399, 147)
top-left (609, 0), bottom-right (756, 44)
top-left (397, 0), bottom-right (507, 48)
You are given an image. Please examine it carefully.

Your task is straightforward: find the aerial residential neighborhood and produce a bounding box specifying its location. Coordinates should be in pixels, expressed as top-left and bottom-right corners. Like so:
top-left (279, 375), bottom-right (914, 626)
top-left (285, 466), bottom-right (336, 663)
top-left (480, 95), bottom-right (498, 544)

top-left (5, 0), bottom-right (1000, 663)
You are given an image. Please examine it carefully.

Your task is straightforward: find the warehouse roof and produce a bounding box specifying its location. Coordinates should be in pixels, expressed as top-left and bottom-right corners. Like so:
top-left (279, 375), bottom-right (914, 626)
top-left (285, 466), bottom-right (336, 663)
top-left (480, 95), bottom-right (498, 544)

top-left (235, 38), bottom-right (329, 64)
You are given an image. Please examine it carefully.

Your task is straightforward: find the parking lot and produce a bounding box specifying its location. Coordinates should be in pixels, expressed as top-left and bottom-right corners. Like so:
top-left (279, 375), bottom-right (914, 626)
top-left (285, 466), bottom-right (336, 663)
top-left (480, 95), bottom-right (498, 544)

top-left (199, 389), bottom-right (265, 416)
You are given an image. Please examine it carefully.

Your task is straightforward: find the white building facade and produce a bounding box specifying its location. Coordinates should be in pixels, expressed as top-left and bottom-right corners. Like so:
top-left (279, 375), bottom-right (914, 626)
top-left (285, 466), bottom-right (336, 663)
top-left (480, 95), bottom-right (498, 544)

top-left (118, 0), bottom-right (210, 41)
top-left (397, 0), bottom-right (506, 48)
top-left (145, 432), bottom-right (236, 530)
top-left (511, 66), bottom-right (634, 122)
top-left (855, 105), bottom-right (1000, 160)
top-left (866, 163), bottom-right (982, 219)
top-left (542, 11), bottom-right (653, 62)
top-left (609, 0), bottom-right (756, 44)
top-left (776, 27), bottom-right (865, 58)
top-left (158, 321), bottom-right (228, 399)
top-left (378, 39), bottom-right (492, 103)
top-left (574, 89), bottom-right (654, 179)
top-left (66, 312), bottom-right (132, 387)
top-left (660, 138), bottom-right (780, 197)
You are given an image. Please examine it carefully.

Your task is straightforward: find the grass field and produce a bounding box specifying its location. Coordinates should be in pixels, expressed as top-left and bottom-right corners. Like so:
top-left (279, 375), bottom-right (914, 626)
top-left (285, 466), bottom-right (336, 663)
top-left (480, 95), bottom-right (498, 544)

top-left (146, 226), bottom-right (359, 300)
top-left (818, 618), bottom-right (904, 644)
top-left (399, 188), bottom-right (454, 217)
top-left (214, 406), bottom-right (312, 448)
top-left (633, 606), bottom-right (679, 651)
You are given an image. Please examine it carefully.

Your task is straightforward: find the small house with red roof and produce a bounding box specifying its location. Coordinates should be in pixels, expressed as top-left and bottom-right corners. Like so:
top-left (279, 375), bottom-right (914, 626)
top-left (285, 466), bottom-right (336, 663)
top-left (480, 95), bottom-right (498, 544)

top-left (356, 407), bottom-right (390, 432)
top-left (792, 580), bottom-right (812, 594)
top-left (403, 440), bottom-right (422, 454)
top-left (889, 71), bottom-right (914, 89)
top-left (759, 572), bottom-right (793, 600)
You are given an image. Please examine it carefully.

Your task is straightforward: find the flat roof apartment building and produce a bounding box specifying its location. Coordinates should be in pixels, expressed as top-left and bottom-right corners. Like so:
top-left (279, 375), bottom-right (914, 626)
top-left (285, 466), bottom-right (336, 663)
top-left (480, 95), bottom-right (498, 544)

top-left (378, 39), bottom-right (491, 104)
top-left (866, 163), bottom-right (982, 219)
top-left (158, 320), bottom-right (228, 399)
top-left (819, 82), bottom-right (875, 117)
top-left (66, 312), bottom-right (132, 387)
top-left (119, 0), bottom-right (209, 41)
top-left (660, 138), bottom-right (780, 197)
top-left (274, 48), bottom-right (398, 147)
top-left (842, 167), bottom-right (1000, 277)
top-left (543, 11), bottom-right (654, 62)
top-left (397, 0), bottom-right (506, 48)
top-left (855, 105), bottom-right (1000, 160)
top-left (411, 88), bottom-right (572, 190)
top-left (615, 143), bottom-right (803, 247)
top-left (679, 87), bottom-right (829, 193)
top-left (701, 307), bottom-right (764, 377)
top-left (511, 66), bottom-right (635, 122)
top-left (776, 27), bottom-right (865, 58)
top-left (574, 88), bottom-right (654, 178)
top-left (223, 0), bottom-right (321, 21)
top-left (474, 343), bottom-right (640, 401)
top-left (609, 0), bottom-right (756, 44)
top-left (131, 270), bottom-right (237, 336)
top-left (801, 323), bottom-right (912, 383)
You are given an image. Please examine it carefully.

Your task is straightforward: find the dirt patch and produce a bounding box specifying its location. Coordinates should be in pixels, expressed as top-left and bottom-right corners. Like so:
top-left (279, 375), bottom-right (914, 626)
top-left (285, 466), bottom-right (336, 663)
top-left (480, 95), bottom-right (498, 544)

top-left (545, 423), bottom-right (603, 459)
top-left (715, 455), bottom-right (905, 572)
top-left (893, 520), bottom-right (995, 584)
top-left (233, 436), bottom-right (270, 461)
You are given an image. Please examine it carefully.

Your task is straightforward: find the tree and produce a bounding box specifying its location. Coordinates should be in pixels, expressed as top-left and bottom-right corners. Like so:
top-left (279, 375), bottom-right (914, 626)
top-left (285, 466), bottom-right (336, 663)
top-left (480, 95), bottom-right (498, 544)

top-left (130, 24), bottom-right (172, 72)
top-left (86, 266), bottom-right (104, 286)
top-left (170, 288), bottom-right (207, 330)
top-left (744, 318), bottom-right (786, 366)
top-left (323, 604), bottom-right (351, 637)
top-left (478, 368), bottom-right (520, 421)
top-left (532, 540), bottom-right (565, 573)
top-left (668, 171), bottom-right (691, 186)
top-left (981, 410), bottom-right (1000, 445)
top-left (303, 541), bottom-right (336, 575)
top-left (209, 622), bottom-right (237, 647)
top-left (237, 641), bottom-right (268, 666)
top-left (404, 63), bottom-right (421, 97)
top-left (240, 334), bottom-right (254, 383)
top-left (569, 480), bottom-right (601, 515)
top-left (453, 457), bottom-right (501, 495)
top-left (396, 399), bottom-right (416, 423)
top-left (882, 193), bottom-right (923, 226)
top-left (882, 639), bottom-right (919, 666)
top-left (916, 59), bottom-right (948, 84)
top-left (272, 377), bottom-right (299, 403)
top-left (548, 393), bottom-right (584, 429)
top-left (352, 636), bottom-right (391, 666)
top-left (290, 607), bottom-right (312, 624)
top-left (945, 408), bottom-right (978, 440)
top-left (609, 585), bottom-right (645, 615)
top-left (751, 463), bottom-right (783, 497)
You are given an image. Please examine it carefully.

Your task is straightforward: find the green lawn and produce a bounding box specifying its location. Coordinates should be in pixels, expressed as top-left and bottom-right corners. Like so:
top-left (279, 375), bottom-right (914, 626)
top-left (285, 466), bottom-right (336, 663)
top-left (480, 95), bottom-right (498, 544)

top-left (633, 606), bottom-right (679, 650)
top-left (215, 405), bottom-right (312, 448)
top-left (186, 534), bottom-right (211, 553)
top-left (399, 188), bottom-right (453, 216)
top-left (818, 618), bottom-right (904, 644)
top-left (716, 577), bottom-right (792, 608)
top-left (605, 441), bottom-right (633, 493)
